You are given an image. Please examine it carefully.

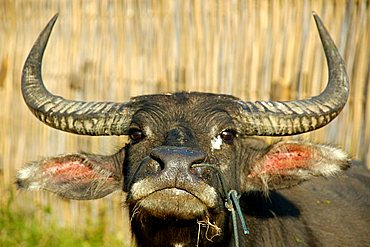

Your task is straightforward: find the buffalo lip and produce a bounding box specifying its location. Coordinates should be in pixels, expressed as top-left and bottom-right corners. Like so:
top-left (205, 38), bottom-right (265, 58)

top-left (136, 187), bottom-right (209, 220)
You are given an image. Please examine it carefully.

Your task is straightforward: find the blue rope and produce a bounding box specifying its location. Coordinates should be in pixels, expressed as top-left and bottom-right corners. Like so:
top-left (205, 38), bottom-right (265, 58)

top-left (228, 190), bottom-right (250, 235)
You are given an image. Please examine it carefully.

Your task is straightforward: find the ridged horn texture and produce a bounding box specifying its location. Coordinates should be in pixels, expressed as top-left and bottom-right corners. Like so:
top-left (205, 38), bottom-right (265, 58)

top-left (235, 13), bottom-right (349, 136)
top-left (22, 14), bottom-right (133, 136)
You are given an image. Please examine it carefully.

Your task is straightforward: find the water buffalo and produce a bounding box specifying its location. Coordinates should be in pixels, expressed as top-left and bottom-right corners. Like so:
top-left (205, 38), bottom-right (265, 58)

top-left (16, 13), bottom-right (370, 247)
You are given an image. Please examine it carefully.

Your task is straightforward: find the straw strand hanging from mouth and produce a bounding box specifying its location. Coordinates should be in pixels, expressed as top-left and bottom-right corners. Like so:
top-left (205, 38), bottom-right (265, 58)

top-left (192, 163), bottom-right (250, 247)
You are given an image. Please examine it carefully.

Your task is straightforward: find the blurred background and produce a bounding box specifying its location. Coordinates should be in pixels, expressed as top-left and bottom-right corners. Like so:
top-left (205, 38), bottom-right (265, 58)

top-left (0, 0), bottom-right (369, 246)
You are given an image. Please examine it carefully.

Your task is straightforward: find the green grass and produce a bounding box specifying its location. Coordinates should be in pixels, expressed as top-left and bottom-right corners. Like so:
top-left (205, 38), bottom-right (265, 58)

top-left (0, 191), bottom-right (126, 247)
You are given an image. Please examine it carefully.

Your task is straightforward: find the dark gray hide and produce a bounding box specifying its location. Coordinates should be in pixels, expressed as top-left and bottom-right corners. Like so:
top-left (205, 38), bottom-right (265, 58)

top-left (16, 13), bottom-right (370, 247)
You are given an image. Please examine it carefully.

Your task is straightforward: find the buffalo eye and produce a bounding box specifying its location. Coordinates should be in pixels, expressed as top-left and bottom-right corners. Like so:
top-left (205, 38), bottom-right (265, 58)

top-left (220, 130), bottom-right (236, 144)
top-left (129, 128), bottom-right (145, 143)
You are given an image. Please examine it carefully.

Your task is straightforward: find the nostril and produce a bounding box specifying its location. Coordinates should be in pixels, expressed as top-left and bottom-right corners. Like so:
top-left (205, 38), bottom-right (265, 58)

top-left (191, 154), bottom-right (206, 165)
top-left (147, 159), bottom-right (163, 173)
top-left (187, 150), bottom-right (206, 166)
top-left (140, 157), bottom-right (163, 176)
top-left (150, 146), bottom-right (206, 171)
top-left (149, 152), bottom-right (166, 171)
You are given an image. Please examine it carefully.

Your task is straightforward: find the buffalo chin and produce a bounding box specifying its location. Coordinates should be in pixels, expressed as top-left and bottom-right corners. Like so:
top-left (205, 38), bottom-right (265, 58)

top-left (130, 190), bottom-right (228, 247)
top-left (137, 188), bottom-right (208, 220)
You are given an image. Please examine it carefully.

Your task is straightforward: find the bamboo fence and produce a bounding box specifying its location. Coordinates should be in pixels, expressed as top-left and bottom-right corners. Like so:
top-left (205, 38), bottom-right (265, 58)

top-left (0, 0), bottom-right (369, 245)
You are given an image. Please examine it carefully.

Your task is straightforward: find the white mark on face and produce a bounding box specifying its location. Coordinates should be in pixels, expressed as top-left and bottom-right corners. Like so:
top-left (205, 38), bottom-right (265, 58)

top-left (211, 135), bottom-right (223, 150)
top-left (144, 126), bottom-right (153, 138)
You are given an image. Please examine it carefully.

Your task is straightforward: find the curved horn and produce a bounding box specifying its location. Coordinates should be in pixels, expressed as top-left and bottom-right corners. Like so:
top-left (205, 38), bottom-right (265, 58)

top-left (236, 13), bottom-right (349, 136)
top-left (22, 14), bottom-right (133, 135)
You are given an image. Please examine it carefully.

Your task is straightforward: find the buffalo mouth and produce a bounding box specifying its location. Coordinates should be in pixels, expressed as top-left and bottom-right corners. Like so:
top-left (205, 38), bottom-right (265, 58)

top-left (130, 187), bottom-right (215, 220)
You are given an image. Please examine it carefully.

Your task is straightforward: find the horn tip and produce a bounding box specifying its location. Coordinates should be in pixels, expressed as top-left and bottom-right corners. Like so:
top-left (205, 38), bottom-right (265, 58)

top-left (312, 12), bottom-right (328, 34)
top-left (312, 11), bottom-right (322, 24)
top-left (50, 13), bottom-right (59, 23)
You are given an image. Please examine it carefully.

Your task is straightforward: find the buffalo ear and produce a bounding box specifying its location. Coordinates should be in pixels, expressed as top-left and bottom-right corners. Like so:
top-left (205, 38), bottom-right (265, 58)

top-left (16, 153), bottom-right (123, 200)
top-left (242, 141), bottom-right (350, 193)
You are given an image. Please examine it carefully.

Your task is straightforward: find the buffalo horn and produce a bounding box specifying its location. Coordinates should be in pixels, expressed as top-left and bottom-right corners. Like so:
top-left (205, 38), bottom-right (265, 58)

top-left (236, 13), bottom-right (349, 136)
top-left (22, 14), bottom-right (133, 136)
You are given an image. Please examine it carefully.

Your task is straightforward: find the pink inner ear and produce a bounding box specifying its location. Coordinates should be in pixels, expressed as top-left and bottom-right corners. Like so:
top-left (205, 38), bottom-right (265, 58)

top-left (44, 159), bottom-right (109, 182)
top-left (249, 144), bottom-right (313, 177)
